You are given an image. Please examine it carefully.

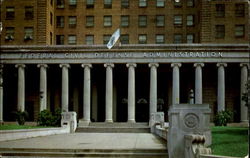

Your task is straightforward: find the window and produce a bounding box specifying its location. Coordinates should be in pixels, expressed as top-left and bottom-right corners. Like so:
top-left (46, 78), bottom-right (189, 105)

top-left (68, 35), bottom-right (76, 44)
top-left (56, 35), bottom-right (64, 45)
top-left (25, 6), bottom-right (34, 19)
top-left (174, 0), bottom-right (182, 7)
top-left (103, 16), bottom-right (112, 27)
top-left (121, 0), bottom-right (129, 8)
top-left (156, 34), bottom-right (165, 44)
top-left (138, 34), bottom-right (147, 44)
top-left (86, 35), bottom-right (94, 45)
top-left (5, 27), bottom-right (14, 41)
top-left (121, 15), bottom-right (129, 27)
top-left (6, 7), bottom-right (15, 19)
top-left (51, 0), bottom-right (53, 6)
top-left (187, 34), bottom-right (194, 43)
top-left (120, 34), bottom-right (129, 44)
top-left (235, 25), bottom-right (244, 37)
top-left (156, 15), bottom-right (165, 27)
top-left (215, 25), bottom-right (225, 39)
top-left (235, 4), bottom-right (245, 17)
top-left (50, 32), bottom-right (53, 45)
top-left (216, 4), bottom-right (225, 17)
top-left (156, 0), bottom-right (164, 7)
top-left (86, 0), bottom-right (94, 8)
top-left (174, 15), bottom-right (182, 26)
top-left (139, 0), bottom-right (147, 7)
top-left (103, 35), bottom-right (111, 44)
top-left (187, 0), bottom-right (194, 7)
top-left (187, 15), bottom-right (194, 26)
top-left (50, 12), bottom-right (53, 25)
top-left (56, 16), bottom-right (64, 27)
top-left (56, 0), bottom-right (65, 8)
top-left (174, 34), bottom-right (182, 44)
top-left (69, 0), bottom-right (77, 6)
top-left (24, 27), bottom-right (33, 40)
top-left (86, 16), bottom-right (94, 27)
top-left (104, 0), bottom-right (112, 8)
top-left (69, 16), bottom-right (77, 28)
top-left (139, 15), bottom-right (147, 27)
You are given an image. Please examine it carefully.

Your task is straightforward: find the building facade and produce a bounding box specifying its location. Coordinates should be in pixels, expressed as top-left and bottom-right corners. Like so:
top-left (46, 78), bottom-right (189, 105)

top-left (0, 0), bottom-right (249, 124)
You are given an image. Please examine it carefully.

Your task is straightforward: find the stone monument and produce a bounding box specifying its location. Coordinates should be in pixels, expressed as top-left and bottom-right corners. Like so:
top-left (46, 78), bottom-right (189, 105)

top-left (61, 112), bottom-right (77, 133)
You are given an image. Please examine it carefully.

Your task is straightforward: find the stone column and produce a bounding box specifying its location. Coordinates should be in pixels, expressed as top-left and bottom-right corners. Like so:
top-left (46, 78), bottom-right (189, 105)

top-left (127, 63), bottom-right (136, 123)
top-left (37, 64), bottom-right (48, 112)
top-left (149, 63), bottom-right (159, 115)
top-left (104, 63), bottom-right (114, 123)
top-left (60, 64), bottom-right (70, 112)
top-left (0, 65), bottom-right (3, 123)
top-left (82, 64), bottom-right (92, 123)
top-left (194, 63), bottom-right (204, 104)
top-left (240, 63), bottom-right (248, 122)
top-left (217, 63), bottom-right (227, 112)
top-left (171, 63), bottom-right (182, 104)
top-left (15, 64), bottom-right (26, 112)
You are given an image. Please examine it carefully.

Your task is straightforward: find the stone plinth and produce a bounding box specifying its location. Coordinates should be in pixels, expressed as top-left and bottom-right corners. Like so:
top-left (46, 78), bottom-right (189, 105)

top-left (168, 104), bottom-right (211, 158)
top-left (61, 112), bottom-right (77, 133)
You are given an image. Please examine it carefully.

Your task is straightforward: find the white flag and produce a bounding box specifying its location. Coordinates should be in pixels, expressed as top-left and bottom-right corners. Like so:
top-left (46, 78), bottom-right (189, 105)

top-left (107, 28), bottom-right (120, 49)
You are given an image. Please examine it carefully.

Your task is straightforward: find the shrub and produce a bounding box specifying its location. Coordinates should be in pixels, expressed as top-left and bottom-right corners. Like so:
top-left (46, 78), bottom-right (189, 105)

top-left (15, 111), bottom-right (28, 125)
top-left (37, 108), bottom-right (61, 126)
top-left (214, 110), bottom-right (234, 126)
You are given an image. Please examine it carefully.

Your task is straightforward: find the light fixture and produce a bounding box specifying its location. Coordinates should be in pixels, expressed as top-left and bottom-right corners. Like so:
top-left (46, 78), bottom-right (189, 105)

top-left (175, 0), bottom-right (180, 2)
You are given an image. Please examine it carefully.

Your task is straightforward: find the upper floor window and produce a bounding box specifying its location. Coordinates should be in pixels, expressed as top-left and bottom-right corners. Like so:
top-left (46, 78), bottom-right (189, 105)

top-left (120, 34), bottom-right (129, 44)
top-left (51, 0), bottom-right (53, 6)
top-left (235, 4), bottom-right (245, 17)
top-left (216, 4), bottom-right (225, 17)
top-left (174, 15), bottom-right (182, 26)
top-left (156, 0), bottom-right (164, 7)
top-left (6, 7), bottom-right (15, 19)
top-left (24, 27), bottom-right (34, 41)
top-left (69, 16), bottom-right (77, 28)
top-left (86, 35), bottom-right (94, 45)
top-left (174, 34), bottom-right (182, 44)
top-left (139, 15), bottom-right (147, 27)
top-left (86, 16), bottom-right (94, 27)
top-left (187, 34), bottom-right (194, 43)
top-left (186, 15), bottom-right (194, 26)
top-left (103, 35), bottom-right (111, 44)
top-left (156, 34), bottom-right (165, 44)
top-left (187, 0), bottom-right (194, 7)
top-left (56, 16), bottom-right (65, 27)
top-left (139, 0), bottom-right (147, 7)
top-left (5, 27), bottom-right (14, 41)
top-left (215, 25), bottom-right (225, 39)
top-left (68, 35), bottom-right (76, 45)
top-left (86, 0), bottom-right (94, 8)
top-left (156, 15), bottom-right (165, 27)
top-left (56, 35), bottom-right (64, 45)
top-left (50, 12), bottom-right (53, 25)
top-left (104, 0), bottom-right (112, 8)
top-left (103, 16), bottom-right (112, 27)
top-left (138, 34), bottom-right (147, 44)
top-left (121, 15), bottom-right (129, 27)
top-left (56, 0), bottom-right (65, 8)
top-left (174, 0), bottom-right (182, 7)
top-left (121, 0), bottom-right (129, 8)
top-left (69, 0), bottom-right (77, 7)
top-left (235, 25), bottom-right (244, 37)
top-left (25, 6), bottom-right (34, 20)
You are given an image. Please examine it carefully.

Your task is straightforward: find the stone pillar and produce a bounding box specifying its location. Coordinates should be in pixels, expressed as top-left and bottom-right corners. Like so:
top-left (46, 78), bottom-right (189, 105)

top-left (216, 63), bottom-right (227, 112)
top-left (82, 64), bottom-right (92, 123)
top-left (127, 63), bottom-right (136, 123)
top-left (194, 63), bottom-right (204, 104)
top-left (60, 64), bottom-right (70, 112)
top-left (37, 64), bottom-right (48, 112)
top-left (171, 63), bottom-right (182, 104)
top-left (240, 63), bottom-right (248, 122)
top-left (149, 63), bottom-right (159, 115)
top-left (0, 65), bottom-right (3, 123)
top-left (104, 63), bottom-right (114, 123)
top-left (15, 64), bottom-right (26, 112)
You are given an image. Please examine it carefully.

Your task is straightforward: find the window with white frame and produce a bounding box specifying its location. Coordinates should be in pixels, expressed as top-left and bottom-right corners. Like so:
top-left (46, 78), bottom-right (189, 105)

top-left (121, 15), bottom-right (129, 27)
top-left (86, 35), bottom-right (94, 45)
top-left (139, 15), bottom-right (147, 27)
top-left (86, 16), bottom-right (94, 27)
top-left (104, 0), bottom-right (112, 8)
top-left (24, 27), bottom-right (33, 40)
top-left (156, 15), bottom-right (165, 27)
top-left (69, 0), bottom-right (77, 6)
top-left (138, 34), bottom-right (147, 44)
top-left (186, 34), bottom-right (194, 43)
top-left (68, 35), bottom-right (76, 44)
top-left (86, 0), bottom-right (94, 8)
top-left (121, 0), bottom-right (129, 8)
top-left (156, 0), bottom-right (164, 7)
top-left (174, 15), bottom-right (182, 26)
top-left (186, 15), bottom-right (194, 26)
top-left (235, 25), bottom-right (244, 37)
top-left (69, 16), bottom-right (77, 28)
top-left (156, 34), bottom-right (165, 44)
top-left (174, 34), bottom-right (182, 43)
top-left (139, 0), bottom-right (147, 7)
top-left (103, 16), bottom-right (112, 27)
top-left (5, 27), bottom-right (14, 40)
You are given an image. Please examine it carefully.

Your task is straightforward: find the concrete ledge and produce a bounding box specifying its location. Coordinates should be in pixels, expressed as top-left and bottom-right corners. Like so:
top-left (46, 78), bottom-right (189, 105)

top-left (0, 126), bottom-right (70, 142)
top-left (200, 154), bottom-right (242, 158)
top-left (154, 125), bottom-right (168, 140)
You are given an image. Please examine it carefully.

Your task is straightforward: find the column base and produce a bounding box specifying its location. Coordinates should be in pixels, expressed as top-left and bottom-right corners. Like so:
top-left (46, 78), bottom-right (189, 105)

top-left (105, 119), bottom-right (113, 123)
top-left (78, 119), bottom-right (90, 127)
top-left (127, 119), bottom-right (136, 123)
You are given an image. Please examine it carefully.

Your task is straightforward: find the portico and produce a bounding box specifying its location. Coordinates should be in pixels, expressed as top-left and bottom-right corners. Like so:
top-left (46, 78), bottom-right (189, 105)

top-left (0, 45), bottom-right (249, 124)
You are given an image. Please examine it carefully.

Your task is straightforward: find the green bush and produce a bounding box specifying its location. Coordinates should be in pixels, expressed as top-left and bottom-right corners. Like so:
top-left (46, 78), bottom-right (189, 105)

top-left (37, 108), bottom-right (61, 126)
top-left (15, 111), bottom-right (28, 125)
top-left (214, 110), bottom-right (234, 126)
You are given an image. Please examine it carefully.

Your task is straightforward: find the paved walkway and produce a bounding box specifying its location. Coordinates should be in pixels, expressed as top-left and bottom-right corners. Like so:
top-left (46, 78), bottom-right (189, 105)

top-left (0, 133), bottom-right (167, 150)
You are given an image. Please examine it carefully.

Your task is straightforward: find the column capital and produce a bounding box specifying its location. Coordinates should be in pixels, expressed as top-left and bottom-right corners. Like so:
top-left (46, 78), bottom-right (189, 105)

top-left (149, 63), bottom-right (159, 68)
top-left (37, 64), bottom-right (48, 68)
top-left (15, 64), bottom-right (26, 68)
top-left (81, 64), bottom-right (92, 68)
top-left (171, 63), bottom-right (182, 68)
top-left (216, 63), bottom-right (227, 67)
top-left (240, 63), bottom-right (249, 68)
top-left (194, 63), bottom-right (204, 68)
top-left (59, 64), bottom-right (70, 68)
top-left (126, 63), bottom-right (137, 68)
top-left (104, 63), bottom-right (114, 68)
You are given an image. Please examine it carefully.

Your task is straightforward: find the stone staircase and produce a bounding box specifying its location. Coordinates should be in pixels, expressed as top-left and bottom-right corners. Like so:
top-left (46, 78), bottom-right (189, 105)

top-left (76, 122), bottom-right (150, 133)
